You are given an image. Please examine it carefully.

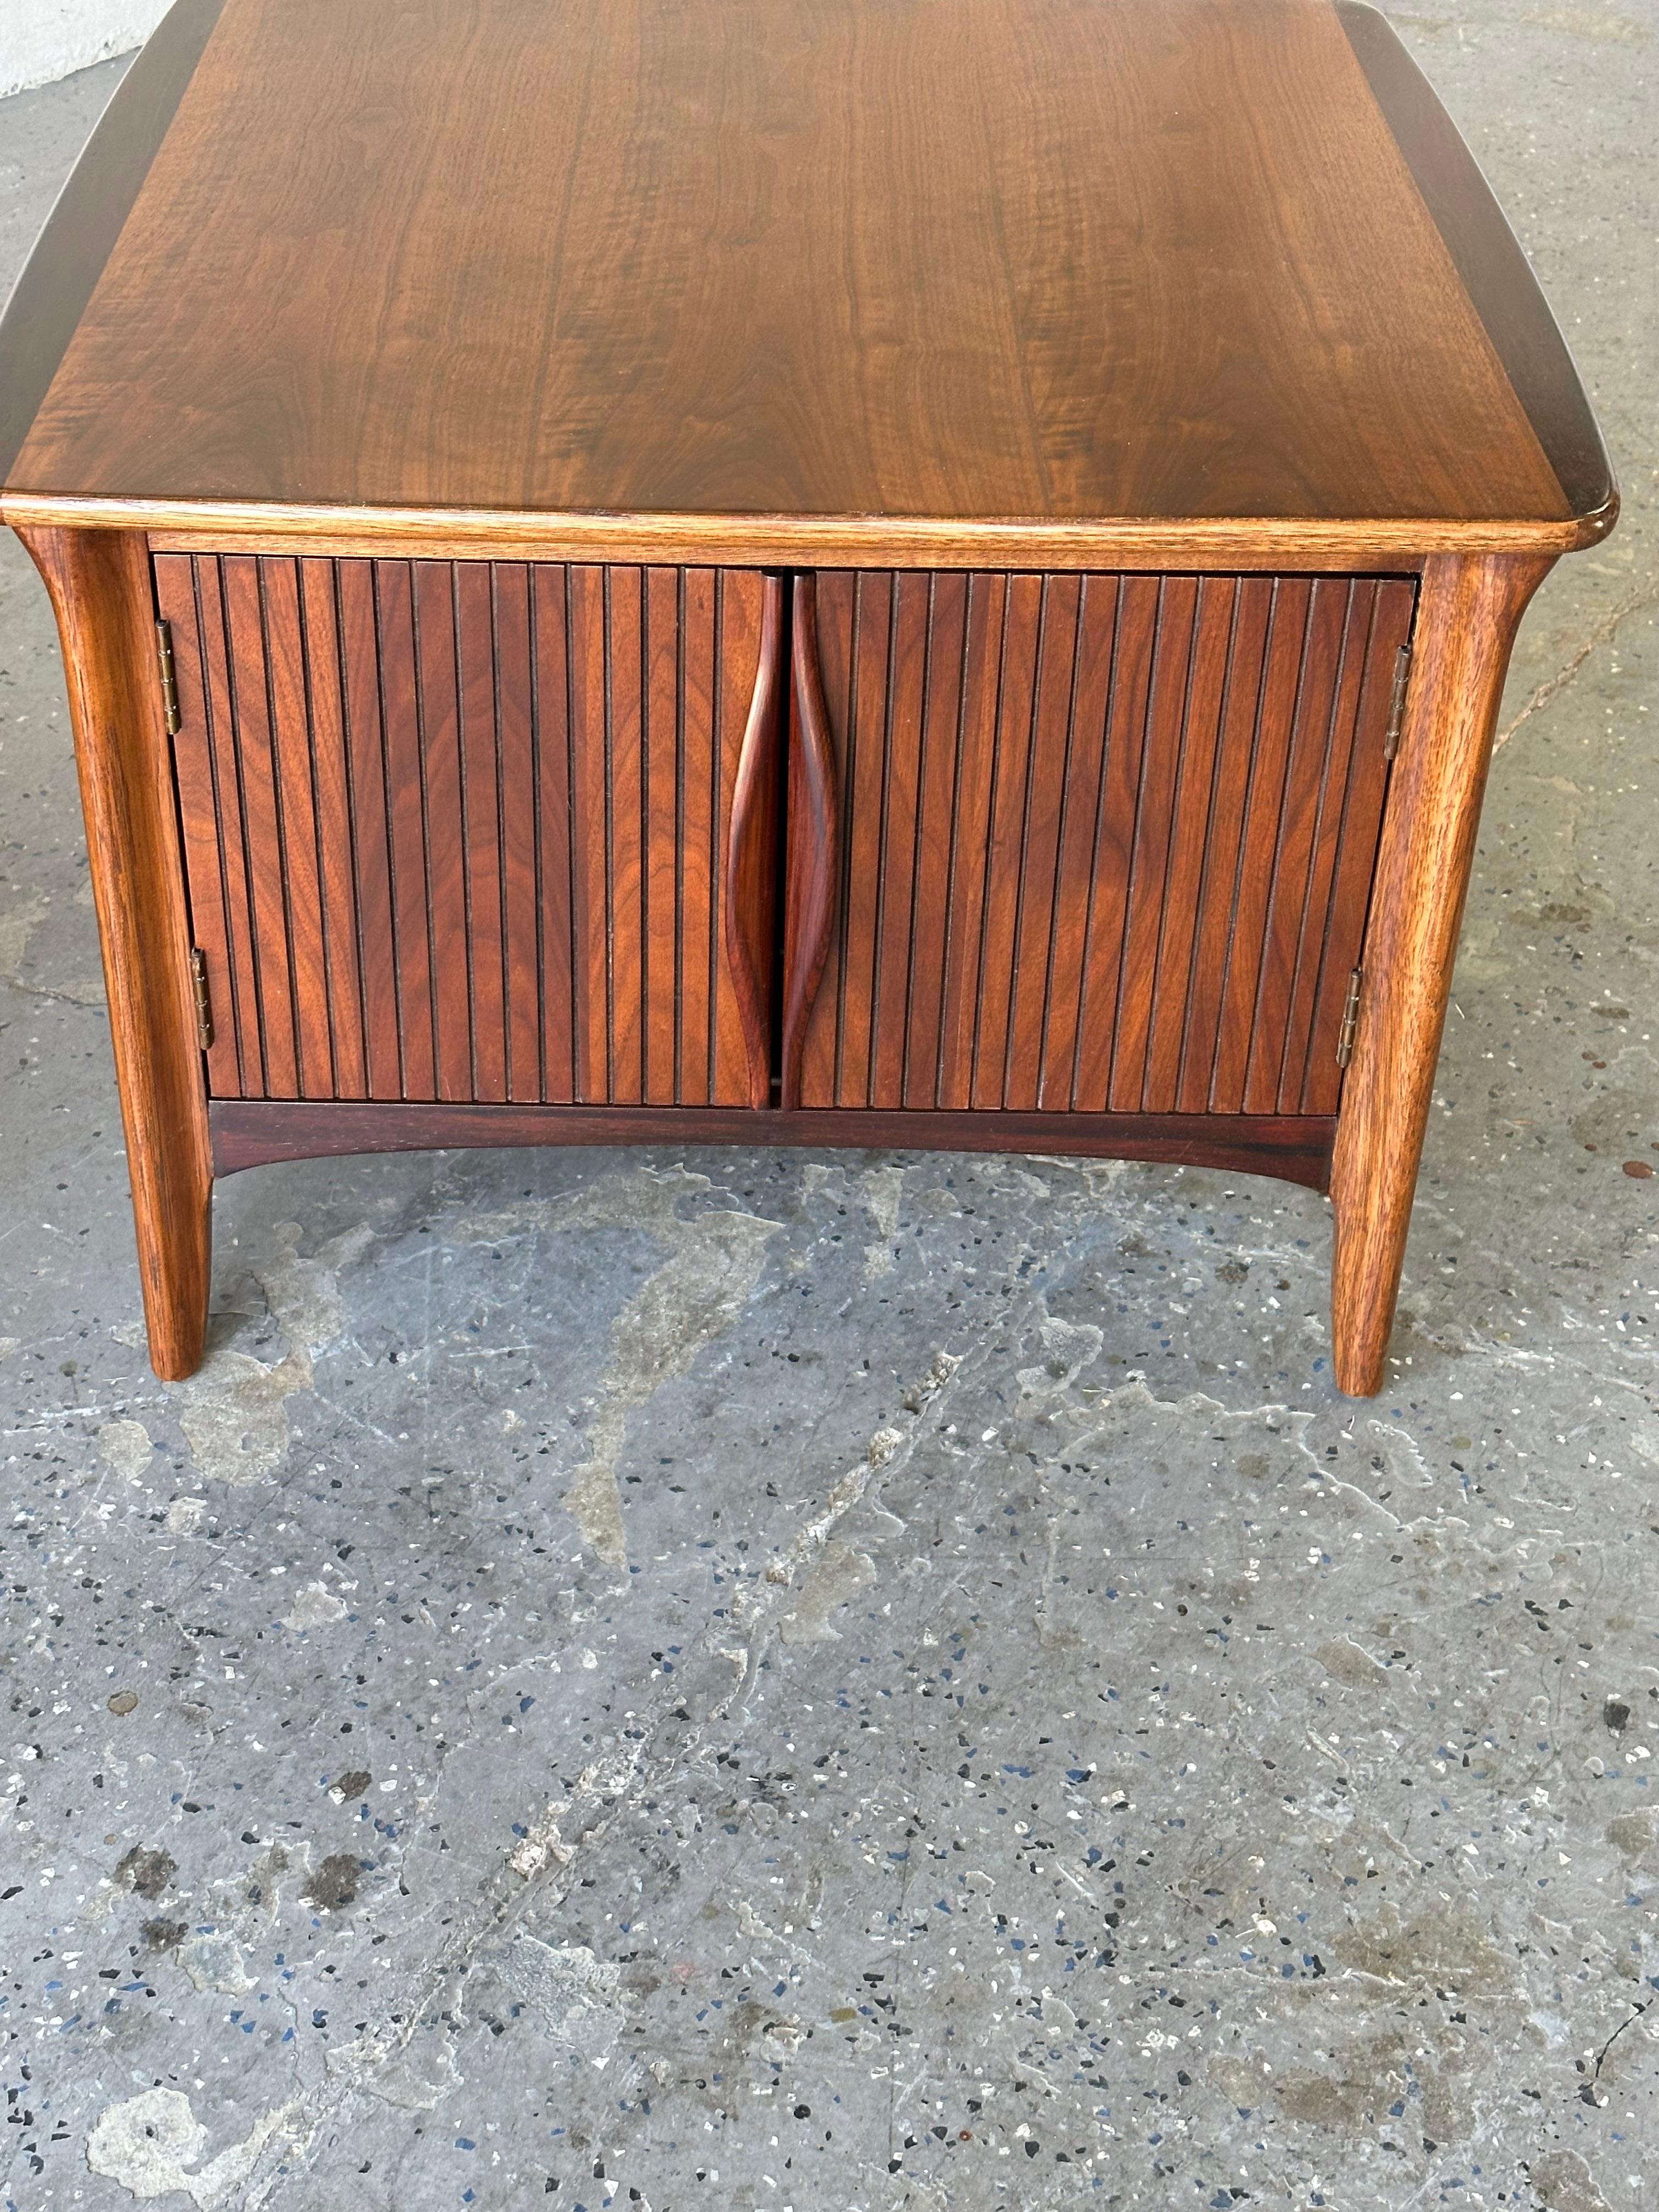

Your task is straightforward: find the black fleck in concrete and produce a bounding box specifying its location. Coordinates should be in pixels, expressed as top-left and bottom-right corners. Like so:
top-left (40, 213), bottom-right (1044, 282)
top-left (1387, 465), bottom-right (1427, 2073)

top-left (2, 7), bottom-right (1656, 2208)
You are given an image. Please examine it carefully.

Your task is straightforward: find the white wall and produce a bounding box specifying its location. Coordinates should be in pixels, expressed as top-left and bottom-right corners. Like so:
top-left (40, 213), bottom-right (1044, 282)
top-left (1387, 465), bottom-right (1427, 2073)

top-left (1, 0), bottom-right (170, 100)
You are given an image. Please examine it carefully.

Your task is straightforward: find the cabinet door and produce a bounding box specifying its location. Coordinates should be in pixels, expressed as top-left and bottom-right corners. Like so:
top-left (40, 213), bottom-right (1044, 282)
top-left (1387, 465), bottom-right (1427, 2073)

top-left (156, 556), bottom-right (778, 1107)
top-left (787, 569), bottom-right (1415, 1118)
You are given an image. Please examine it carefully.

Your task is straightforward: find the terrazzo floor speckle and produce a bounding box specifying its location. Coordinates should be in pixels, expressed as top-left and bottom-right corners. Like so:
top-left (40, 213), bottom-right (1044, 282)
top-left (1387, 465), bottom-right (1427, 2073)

top-left (1, 6), bottom-right (1656, 2207)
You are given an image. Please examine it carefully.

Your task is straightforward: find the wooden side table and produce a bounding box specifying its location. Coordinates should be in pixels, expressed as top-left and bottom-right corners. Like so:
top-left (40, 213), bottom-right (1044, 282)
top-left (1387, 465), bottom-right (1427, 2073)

top-left (0, 0), bottom-right (1613, 1391)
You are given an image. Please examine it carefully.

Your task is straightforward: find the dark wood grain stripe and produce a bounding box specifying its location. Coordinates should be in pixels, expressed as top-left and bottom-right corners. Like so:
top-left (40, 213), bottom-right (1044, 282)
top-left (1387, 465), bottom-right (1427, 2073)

top-left (974, 572), bottom-right (1042, 1109)
top-left (335, 559), bottom-right (400, 1099)
top-left (1242, 578), bottom-right (1348, 1114)
top-left (839, 573), bottom-right (890, 1104)
top-left (644, 566), bottom-right (680, 1105)
top-left (1299, 574), bottom-right (1418, 1111)
top-left (1040, 573), bottom-right (1117, 1110)
top-left (1175, 579), bottom-right (1272, 1114)
top-left (532, 562), bottom-right (575, 1101)
top-left (376, 561), bottom-right (436, 1097)
top-left (1273, 579), bottom-right (1373, 1114)
top-left (262, 557), bottom-right (331, 1096)
top-left (608, 565), bottom-right (646, 1104)
top-left (195, 555), bottom-right (264, 1093)
top-left (0, 0), bottom-right (226, 484)
top-left (456, 560), bottom-right (507, 1101)
top-left (1336, 0), bottom-right (1613, 527)
top-left (494, 564), bottom-right (540, 1102)
top-left (1072, 575), bottom-right (1158, 1113)
top-left (1109, 576), bottom-right (1199, 1111)
top-left (212, 1099), bottom-right (1338, 1193)
top-left (1208, 580), bottom-right (1308, 1112)
top-left (1140, 576), bottom-right (1234, 1112)
top-left (224, 556), bottom-right (297, 1094)
top-left (677, 567), bottom-right (715, 1103)
top-left (1006, 574), bottom-right (1080, 1113)
top-left (412, 561), bottom-right (467, 1101)
top-left (567, 564), bottom-right (608, 1100)
top-left (937, 573), bottom-right (1006, 1113)
top-left (153, 552), bottom-right (240, 1096)
top-left (298, 557), bottom-right (367, 1099)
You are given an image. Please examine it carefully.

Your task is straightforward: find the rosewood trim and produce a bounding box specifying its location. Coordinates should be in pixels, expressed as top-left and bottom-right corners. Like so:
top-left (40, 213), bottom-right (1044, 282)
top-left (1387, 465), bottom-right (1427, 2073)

top-left (0, 0), bottom-right (227, 484)
top-left (723, 571), bottom-right (787, 1104)
top-left (1337, 0), bottom-right (1615, 529)
top-left (209, 1100), bottom-right (1336, 1189)
top-left (780, 573), bottom-right (839, 1108)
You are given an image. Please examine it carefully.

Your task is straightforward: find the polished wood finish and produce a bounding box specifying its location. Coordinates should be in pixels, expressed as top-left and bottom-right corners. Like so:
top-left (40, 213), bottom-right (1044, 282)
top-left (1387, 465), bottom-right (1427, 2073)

top-left (1329, 552), bottom-right (1552, 1395)
top-left (1336, 3), bottom-right (1612, 529)
top-left (2, 0), bottom-right (1615, 1391)
top-left (724, 575), bottom-right (787, 1107)
top-left (780, 576), bottom-right (840, 1110)
top-left (1, 0), bottom-right (1609, 560)
top-left (792, 571), bottom-right (1415, 1119)
top-left (0, 0), bottom-right (225, 482)
top-left (210, 1099), bottom-right (1336, 1191)
top-left (81, 508), bottom-right (1601, 571)
top-left (17, 528), bottom-right (212, 1380)
top-left (154, 556), bottom-right (774, 1107)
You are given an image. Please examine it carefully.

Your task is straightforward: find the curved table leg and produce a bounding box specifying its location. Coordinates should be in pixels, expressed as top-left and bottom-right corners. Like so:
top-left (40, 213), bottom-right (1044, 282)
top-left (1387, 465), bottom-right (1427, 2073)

top-left (1329, 550), bottom-right (1553, 1397)
top-left (20, 524), bottom-right (212, 1380)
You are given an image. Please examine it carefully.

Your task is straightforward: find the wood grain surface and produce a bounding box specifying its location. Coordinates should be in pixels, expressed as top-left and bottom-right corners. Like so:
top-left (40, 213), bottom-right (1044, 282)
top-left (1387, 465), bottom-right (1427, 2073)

top-left (210, 1099), bottom-right (1337, 1191)
top-left (106, 506), bottom-right (1610, 575)
top-left (115, 507), bottom-right (1601, 570)
top-left (792, 569), bottom-right (1416, 1119)
top-left (18, 527), bottom-right (212, 1379)
top-left (3, 0), bottom-right (1600, 545)
top-left (155, 554), bottom-right (772, 1108)
top-left (1337, 2), bottom-right (1612, 529)
top-left (1329, 550), bottom-right (1552, 1395)
top-left (724, 574), bottom-right (787, 1106)
top-left (781, 575), bottom-right (842, 1108)
top-left (0, 0), bottom-right (224, 483)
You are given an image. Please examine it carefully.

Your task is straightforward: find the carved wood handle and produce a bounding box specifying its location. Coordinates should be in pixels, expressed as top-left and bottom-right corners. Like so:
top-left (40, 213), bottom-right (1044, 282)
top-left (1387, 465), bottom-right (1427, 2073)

top-left (780, 573), bottom-right (839, 1109)
top-left (724, 572), bottom-right (786, 1108)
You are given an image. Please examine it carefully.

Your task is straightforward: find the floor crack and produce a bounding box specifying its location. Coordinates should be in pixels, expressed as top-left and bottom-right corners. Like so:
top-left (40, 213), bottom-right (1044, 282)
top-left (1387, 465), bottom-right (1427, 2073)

top-left (0, 972), bottom-right (105, 1009)
top-left (1494, 582), bottom-right (1657, 751)
top-left (1592, 1995), bottom-right (1650, 2083)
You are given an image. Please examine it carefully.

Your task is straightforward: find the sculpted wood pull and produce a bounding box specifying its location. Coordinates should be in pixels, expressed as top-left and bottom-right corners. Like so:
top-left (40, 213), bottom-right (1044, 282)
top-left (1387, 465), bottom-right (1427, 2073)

top-left (780, 574), bottom-right (840, 1109)
top-left (724, 572), bottom-right (786, 1108)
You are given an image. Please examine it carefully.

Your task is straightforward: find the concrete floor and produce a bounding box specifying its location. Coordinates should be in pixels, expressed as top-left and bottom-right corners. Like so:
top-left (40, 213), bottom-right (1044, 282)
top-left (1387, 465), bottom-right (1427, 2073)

top-left (1, 7), bottom-right (1655, 2207)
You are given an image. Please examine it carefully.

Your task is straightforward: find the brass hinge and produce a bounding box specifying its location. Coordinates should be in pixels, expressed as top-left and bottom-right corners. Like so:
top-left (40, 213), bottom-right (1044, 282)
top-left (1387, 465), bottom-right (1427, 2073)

top-left (189, 949), bottom-right (213, 1051)
top-left (155, 619), bottom-right (181, 736)
top-left (1335, 967), bottom-right (1363, 1069)
top-left (1382, 644), bottom-right (1412, 760)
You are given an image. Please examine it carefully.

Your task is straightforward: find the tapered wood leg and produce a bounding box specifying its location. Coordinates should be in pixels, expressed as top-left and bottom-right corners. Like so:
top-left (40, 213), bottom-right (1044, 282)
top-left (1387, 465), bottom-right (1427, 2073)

top-left (1329, 551), bottom-right (1553, 1396)
top-left (19, 525), bottom-right (212, 1380)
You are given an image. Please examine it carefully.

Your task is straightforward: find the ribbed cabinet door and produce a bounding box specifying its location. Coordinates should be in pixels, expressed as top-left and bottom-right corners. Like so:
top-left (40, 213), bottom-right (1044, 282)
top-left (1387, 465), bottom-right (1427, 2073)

top-left (793, 569), bottom-right (1416, 1118)
top-left (155, 555), bottom-right (769, 1106)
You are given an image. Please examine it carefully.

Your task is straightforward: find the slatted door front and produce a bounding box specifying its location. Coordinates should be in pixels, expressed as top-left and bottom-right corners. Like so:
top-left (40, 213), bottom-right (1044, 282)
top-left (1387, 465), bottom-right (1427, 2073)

top-left (790, 569), bottom-right (1415, 1120)
top-left (155, 556), bottom-right (773, 1107)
